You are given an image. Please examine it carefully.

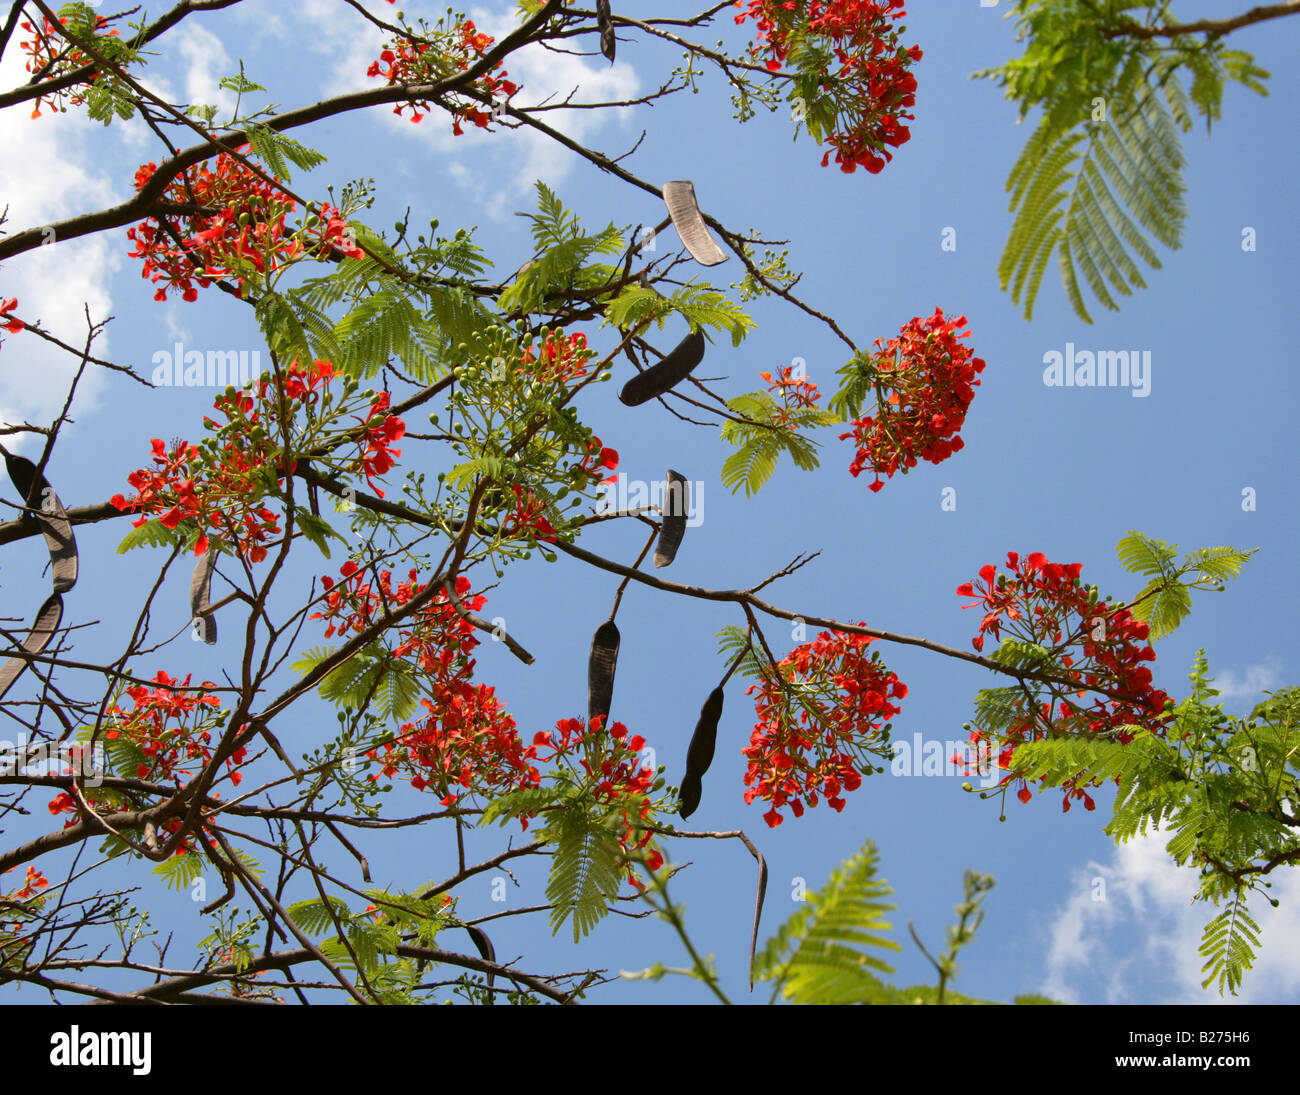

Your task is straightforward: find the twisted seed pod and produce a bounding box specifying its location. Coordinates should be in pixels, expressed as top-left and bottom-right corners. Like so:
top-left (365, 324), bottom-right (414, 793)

top-left (654, 470), bottom-right (689, 568)
top-left (618, 329), bottom-right (705, 407)
top-left (0, 592), bottom-right (62, 701)
top-left (661, 180), bottom-right (727, 266)
top-left (2, 448), bottom-right (77, 593)
top-left (190, 548), bottom-right (217, 645)
top-left (587, 619), bottom-right (621, 730)
top-left (678, 686), bottom-right (724, 819)
top-left (596, 0), bottom-right (616, 61)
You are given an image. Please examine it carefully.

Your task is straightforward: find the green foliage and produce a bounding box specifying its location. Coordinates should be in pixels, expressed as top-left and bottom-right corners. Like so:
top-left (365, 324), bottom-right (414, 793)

top-left (1014, 651), bottom-right (1300, 995)
top-left (977, 0), bottom-right (1270, 322)
top-left (541, 805), bottom-right (625, 943)
top-left (719, 389), bottom-right (838, 496)
top-left (292, 643), bottom-right (423, 724)
top-left (499, 182), bottom-right (626, 317)
top-left (245, 124), bottom-right (327, 182)
top-left (1116, 530), bottom-right (1255, 638)
top-left (754, 840), bottom-right (902, 1004)
top-left (604, 283), bottom-right (755, 348)
top-left (115, 519), bottom-right (181, 553)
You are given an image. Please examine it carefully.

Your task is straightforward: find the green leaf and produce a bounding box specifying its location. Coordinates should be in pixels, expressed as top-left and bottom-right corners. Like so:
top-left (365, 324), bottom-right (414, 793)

top-left (754, 839), bottom-right (901, 1004)
top-left (115, 519), bottom-right (181, 554)
top-left (543, 806), bottom-right (623, 943)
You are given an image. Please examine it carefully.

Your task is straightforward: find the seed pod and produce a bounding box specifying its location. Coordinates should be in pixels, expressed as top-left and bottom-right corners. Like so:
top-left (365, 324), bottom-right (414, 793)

top-left (678, 774), bottom-right (703, 820)
top-left (190, 547), bottom-right (217, 645)
top-left (618, 329), bottom-right (705, 407)
top-left (0, 592), bottom-right (63, 702)
top-left (661, 180), bottom-right (727, 267)
top-left (678, 685), bottom-right (724, 819)
top-left (596, 0), bottom-right (616, 61)
top-left (654, 470), bottom-right (689, 568)
top-left (463, 924), bottom-right (497, 991)
top-left (588, 619), bottom-right (621, 730)
top-left (2, 448), bottom-right (77, 594)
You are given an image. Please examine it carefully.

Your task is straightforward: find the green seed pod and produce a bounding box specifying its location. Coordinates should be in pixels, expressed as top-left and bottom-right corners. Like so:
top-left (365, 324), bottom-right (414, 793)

top-left (588, 620), bottom-right (621, 730)
top-left (654, 470), bottom-right (689, 568)
top-left (619, 329), bottom-right (705, 406)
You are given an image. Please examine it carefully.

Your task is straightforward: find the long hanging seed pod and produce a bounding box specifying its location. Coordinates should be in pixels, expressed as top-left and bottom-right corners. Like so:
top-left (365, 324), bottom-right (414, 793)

top-left (190, 547), bottom-right (218, 645)
top-left (462, 924), bottom-right (497, 993)
top-left (677, 641), bottom-right (750, 820)
top-left (1, 447), bottom-right (78, 593)
top-left (678, 686), bottom-right (723, 820)
top-left (0, 447), bottom-right (78, 700)
top-left (661, 181), bottom-right (728, 266)
top-left (0, 593), bottom-right (63, 701)
top-left (654, 470), bottom-right (689, 569)
top-left (587, 619), bottom-right (621, 731)
top-left (596, 0), bottom-right (616, 61)
top-left (618, 328), bottom-right (705, 407)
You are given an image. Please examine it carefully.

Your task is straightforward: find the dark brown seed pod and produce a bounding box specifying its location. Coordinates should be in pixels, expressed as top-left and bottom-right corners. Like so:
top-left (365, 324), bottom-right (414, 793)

top-left (190, 548), bottom-right (217, 645)
top-left (661, 180), bottom-right (727, 266)
top-left (654, 470), bottom-right (689, 568)
top-left (463, 924), bottom-right (497, 991)
top-left (587, 619), bottom-right (621, 730)
top-left (678, 686), bottom-right (724, 818)
top-left (0, 592), bottom-right (63, 701)
top-left (2, 448), bottom-right (78, 594)
top-left (678, 774), bottom-right (703, 820)
top-left (619, 329), bottom-right (705, 407)
top-left (596, 0), bottom-right (616, 61)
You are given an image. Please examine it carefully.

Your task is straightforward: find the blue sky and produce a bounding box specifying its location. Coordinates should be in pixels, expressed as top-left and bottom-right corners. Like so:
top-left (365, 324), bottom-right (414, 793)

top-left (2, 0), bottom-right (1297, 1004)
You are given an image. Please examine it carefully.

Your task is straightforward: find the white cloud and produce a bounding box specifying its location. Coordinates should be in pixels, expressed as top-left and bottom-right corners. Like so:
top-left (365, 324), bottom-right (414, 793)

top-left (172, 24), bottom-right (237, 119)
top-left (1211, 658), bottom-right (1283, 708)
top-left (0, 51), bottom-right (119, 453)
top-left (1041, 828), bottom-right (1300, 1004)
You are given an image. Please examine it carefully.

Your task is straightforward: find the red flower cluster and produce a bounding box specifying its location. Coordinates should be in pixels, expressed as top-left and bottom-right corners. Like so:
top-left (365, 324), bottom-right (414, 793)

top-left (366, 17), bottom-right (519, 133)
top-left (358, 390), bottom-right (406, 498)
top-left (761, 365), bottom-right (823, 425)
top-left (534, 717), bottom-right (663, 883)
top-left (520, 330), bottom-right (596, 384)
top-left (47, 671), bottom-right (242, 850)
top-left (18, 13), bottom-right (119, 118)
top-left (110, 361), bottom-right (404, 559)
top-left (734, 0), bottom-right (921, 173)
top-left (127, 154), bottom-right (360, 302)
top-left (743, 627), bottom-right (906, 826)
top-left (957, 551), bottom-right (1173, 811)
top-left (841, 308), bottom-right (986, 492)
top-left (313, 560), bottom-right (421, 639)
top-left (318, 571), bottom-right (538, 808)
top-left (503, 486), bottom-right (557, 542)
top-left (572, 434), bottom-right (620, 488)
top-left (0, 299), bottom-right (21, 353)
top-left (9, 867), bottom-right (49, 901)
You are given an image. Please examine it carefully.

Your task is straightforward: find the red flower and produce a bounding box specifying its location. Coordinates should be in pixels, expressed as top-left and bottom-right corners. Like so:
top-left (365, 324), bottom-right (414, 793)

top-left (840, 309), bottom-right (986, 492)
top-left (958, 551), bottom-right (1172, 811)
top-left (744, 625), bottom-right (904, 825)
